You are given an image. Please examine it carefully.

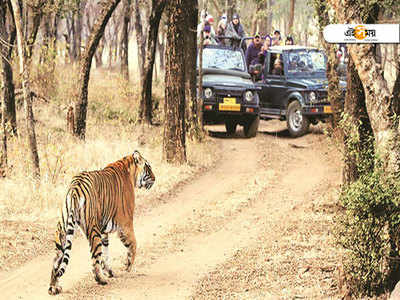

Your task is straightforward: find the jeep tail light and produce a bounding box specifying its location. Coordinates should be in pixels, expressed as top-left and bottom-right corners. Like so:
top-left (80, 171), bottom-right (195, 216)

top-left (204, 105), bottom-right (213, 110)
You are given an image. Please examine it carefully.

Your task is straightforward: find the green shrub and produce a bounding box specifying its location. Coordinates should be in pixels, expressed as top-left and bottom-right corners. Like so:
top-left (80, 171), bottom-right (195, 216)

top-left (337, 170), bottom-right (400, 296)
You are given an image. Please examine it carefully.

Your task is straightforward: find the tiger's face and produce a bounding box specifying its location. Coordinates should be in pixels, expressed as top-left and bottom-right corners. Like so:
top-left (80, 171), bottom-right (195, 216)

top-left (133, 151), bottom-right (155, 190)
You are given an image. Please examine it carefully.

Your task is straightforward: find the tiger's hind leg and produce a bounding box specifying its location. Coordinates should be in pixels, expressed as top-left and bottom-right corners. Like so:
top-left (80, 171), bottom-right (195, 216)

top-left (48, 250), bottom-right (63, 295)
top-left (118, 225), bottom-right (137, 272)
top-left (101, 233), bottom-right (114, 278)
top-left (89, 226), bottom-right (108, 285)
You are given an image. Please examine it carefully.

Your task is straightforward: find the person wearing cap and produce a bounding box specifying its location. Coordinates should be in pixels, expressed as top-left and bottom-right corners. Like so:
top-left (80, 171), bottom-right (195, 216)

top-left (197, 12), bottom-right (216, 40)
top-left (245, 33), bottom-right (263, 70)
top-left (200, 24), bottom-right (217, 45)
top-left (225, 13), bottom-right (246, 47)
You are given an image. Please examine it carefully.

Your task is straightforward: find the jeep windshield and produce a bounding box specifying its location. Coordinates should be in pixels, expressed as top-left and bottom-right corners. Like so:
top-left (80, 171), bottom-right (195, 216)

top-left (287, 50), bottom-right (327, 77)
top-left (201, 47), bottom-right (246, 72)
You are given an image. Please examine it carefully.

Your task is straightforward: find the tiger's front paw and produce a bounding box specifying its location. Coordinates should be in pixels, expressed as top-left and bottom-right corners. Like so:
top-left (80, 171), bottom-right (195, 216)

top-left (48, 285), bottom-right (62, 295)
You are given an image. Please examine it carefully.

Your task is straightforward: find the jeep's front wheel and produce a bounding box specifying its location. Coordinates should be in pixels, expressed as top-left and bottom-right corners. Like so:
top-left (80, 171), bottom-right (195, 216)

top-left (225, 121), bottom-right (237, 135)
top-left (287, 101), bottom-right (310, 138)
top-left (244, 115), bottom-right (259, 138)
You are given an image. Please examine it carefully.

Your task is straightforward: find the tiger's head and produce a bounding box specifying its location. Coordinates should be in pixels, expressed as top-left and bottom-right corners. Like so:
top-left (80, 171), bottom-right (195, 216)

top-left (133, 150), bottom-right (155, 190)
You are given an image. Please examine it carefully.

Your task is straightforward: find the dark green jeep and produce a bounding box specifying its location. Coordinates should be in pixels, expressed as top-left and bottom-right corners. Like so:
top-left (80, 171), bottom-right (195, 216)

top-left (199, 44), bottom-right (260, 137)
top-left (255, 45), bottom-right (346, 137)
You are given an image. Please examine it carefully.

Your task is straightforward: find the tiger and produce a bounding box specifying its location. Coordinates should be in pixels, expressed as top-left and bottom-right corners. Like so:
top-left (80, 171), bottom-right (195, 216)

top-left (48, 150), bottom-right (155, 295)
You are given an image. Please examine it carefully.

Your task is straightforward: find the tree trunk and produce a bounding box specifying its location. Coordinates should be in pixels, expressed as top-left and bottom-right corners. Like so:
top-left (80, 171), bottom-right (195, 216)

top-left (266, 0), bottom-right (273, 35)
top-left (74, 0), bottom-right (122, 140)
top-left (288, 0), bottom-right (295, 34)
top-left (95, 37), bottom-right (105, 68)
top-left (75, 1), bottom-right (87, 61)
top-left (11, 0), bottom-right (40, 179)
top-left (120, 0), bottom-right (131, 81)
top-left (0, 0), bottom-right (17, 136)
top-left (163, 0), bottom-right (186, 164)
top-left (185, 0), bottom-right (203, 140)
top-left (157, 27), bottom-right (165, 72)
top-left (138, 0), bottom-right (166, 125)
top-left (342, 56), bottom-right (373, 185)
top-left (227, 0), bottom-right (236, 21)
top-left (133, 0), bottom-right (146, 80)
top-left (314, 0), bottom-right (342, 129)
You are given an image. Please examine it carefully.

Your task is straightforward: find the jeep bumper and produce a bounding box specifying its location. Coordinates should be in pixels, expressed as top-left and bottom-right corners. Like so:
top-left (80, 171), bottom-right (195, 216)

top-left (302, 105), bottom-right (332, 116)
top-left (203, 102), bottom-right (259, 124)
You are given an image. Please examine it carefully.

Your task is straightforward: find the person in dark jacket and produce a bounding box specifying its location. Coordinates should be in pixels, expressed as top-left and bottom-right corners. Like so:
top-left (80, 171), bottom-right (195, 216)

top-left (225, 13), bottom-right (246, 48)
top-left (245, 33), bottom-right (263, 70)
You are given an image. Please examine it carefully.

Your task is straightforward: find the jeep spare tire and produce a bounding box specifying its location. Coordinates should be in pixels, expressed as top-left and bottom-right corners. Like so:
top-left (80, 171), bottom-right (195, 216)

top-left (287, 101), bottom-right (310, 138)
top-left (244, 115), bottom-right (259, 138)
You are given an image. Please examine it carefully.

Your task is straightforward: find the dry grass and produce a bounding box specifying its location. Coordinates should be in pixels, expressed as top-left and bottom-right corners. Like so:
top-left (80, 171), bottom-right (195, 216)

top-left (0, 64), bottom-right (218, 271)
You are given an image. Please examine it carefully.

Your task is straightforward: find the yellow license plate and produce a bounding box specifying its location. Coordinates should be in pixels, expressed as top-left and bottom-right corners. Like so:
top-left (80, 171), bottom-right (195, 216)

top-left (324, 106), bottom-right (332, 113)
top-left (219, 103), bottom-right (241, 111)
top-left (223, 97), bottom-right (236, 104)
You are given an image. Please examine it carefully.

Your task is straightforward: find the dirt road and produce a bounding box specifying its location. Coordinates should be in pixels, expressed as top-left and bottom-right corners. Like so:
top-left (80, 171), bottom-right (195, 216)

top-left (0, 120), bottom-right (342, 299)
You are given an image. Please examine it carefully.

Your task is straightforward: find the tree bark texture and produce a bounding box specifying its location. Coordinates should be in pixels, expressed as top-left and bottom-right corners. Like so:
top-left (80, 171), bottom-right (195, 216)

top-left (163, 0), bottom-right (186, 164)
top-left (342, 56), bottom-right (373, 185)
top-left (74, 0), bottom-right (122, 140)
top-left (184, 0), bottom-right (203, 140)
top-left (11, 0), bottom-right (40, 179)
top-left (138, 0), bottom-right (166, 125)
top-left (0, 0), bottom-right (17, 136)
top-left (288, 0), bottom-right (295, 34)
top-left (133, 0), bottom-right (146, 80)
top-left (120, 0), bottom-right (131, 81)
top-left (330, 0), bottom-right (400, 175)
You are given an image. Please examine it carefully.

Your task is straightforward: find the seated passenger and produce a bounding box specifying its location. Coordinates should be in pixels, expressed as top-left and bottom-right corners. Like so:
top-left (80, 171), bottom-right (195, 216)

top-left (285, 36), bottom-right (294, 45)
top-left (271, 58), bottom-right (284, 75)
top-left (288, 55), bottom-right (299, 71)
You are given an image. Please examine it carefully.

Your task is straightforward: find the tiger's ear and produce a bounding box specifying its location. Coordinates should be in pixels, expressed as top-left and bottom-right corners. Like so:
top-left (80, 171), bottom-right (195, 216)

top-left (133, 150), bottom-right (142, 165)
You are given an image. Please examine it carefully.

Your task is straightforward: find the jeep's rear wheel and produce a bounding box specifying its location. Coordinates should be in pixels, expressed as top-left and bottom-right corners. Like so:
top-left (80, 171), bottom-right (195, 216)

top-left (287, 101), bottom-right (310, 138)
top-left (243, 115), bottom-right (259, 138)
top-left (225, 121), bottom-right (237, 135)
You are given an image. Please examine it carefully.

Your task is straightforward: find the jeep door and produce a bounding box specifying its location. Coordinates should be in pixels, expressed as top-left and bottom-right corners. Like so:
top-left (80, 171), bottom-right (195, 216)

top-left (256, 52), bottom-right (288, 110)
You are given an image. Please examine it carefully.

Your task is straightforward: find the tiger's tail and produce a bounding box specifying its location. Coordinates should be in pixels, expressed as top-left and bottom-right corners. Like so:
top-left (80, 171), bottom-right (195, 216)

top-left (57, 189), bottom-right (77, 277)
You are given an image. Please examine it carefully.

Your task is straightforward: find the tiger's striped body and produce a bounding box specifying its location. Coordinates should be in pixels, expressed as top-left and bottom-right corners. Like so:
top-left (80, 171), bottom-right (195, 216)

top-left (48, 151), bottom-right (155, 295)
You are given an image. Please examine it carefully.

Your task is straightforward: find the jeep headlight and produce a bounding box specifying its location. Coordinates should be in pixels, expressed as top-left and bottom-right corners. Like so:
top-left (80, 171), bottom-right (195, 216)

top-left (204, 88), bottom-right (213, 99)
top-left (244, 90), bottom-right (253, 102)
top-left (309, 91), bottom-right (316, 103)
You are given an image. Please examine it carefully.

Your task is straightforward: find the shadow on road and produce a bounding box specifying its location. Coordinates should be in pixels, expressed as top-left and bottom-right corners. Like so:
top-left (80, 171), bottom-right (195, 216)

top-left (258, 128), bottom-right (292, 139)
top-left (207, 130), bottom-right (247, 139)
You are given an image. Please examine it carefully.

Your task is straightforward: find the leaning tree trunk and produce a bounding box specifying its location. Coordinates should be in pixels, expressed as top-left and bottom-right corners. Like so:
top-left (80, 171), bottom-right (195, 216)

top-left (0, 0), bottom-right (17, 136)
top-left (138, 0), bottom-right (166, 125)
top-left (163, 0), bottom-right (186, 164)
top-left (11, 0), bottom-right (40, 179)
top-left (120, 0), bottom-right (131, 81)
top-left (74, 0), bottom-right (122, 140)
